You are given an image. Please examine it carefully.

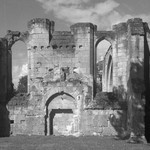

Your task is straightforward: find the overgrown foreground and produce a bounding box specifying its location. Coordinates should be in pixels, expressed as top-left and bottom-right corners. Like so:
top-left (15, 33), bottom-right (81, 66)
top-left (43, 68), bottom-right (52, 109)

top-left (0, 135), bottom-right (149, 150)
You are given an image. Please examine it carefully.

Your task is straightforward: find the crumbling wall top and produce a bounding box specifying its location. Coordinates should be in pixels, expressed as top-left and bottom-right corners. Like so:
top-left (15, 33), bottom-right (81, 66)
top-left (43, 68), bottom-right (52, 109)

top-left (70, 22), bottom-right (95, 29)
top-left (0, 38), bottom-right (7, 47)
top-left (113, 18), bottom-right (145, 36)
top-left (70, 23), bottom-right (97, 34)
top-left (3, 30), bottom-right (29, 49)
top-left (27, 18), bottom-right (55, 32)
top-left (52, 31), bottom-right (72, 36)
top-left (51, 31), bottom-right (75, 48)
top-left (127, 18), bottom-right (144, 35)
top-left (113, 22), bottom-right (127, 36)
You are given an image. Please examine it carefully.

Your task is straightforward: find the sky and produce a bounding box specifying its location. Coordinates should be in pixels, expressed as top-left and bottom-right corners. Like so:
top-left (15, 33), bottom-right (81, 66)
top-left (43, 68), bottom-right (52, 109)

top-left (0, 0), bottom-right (150, 88)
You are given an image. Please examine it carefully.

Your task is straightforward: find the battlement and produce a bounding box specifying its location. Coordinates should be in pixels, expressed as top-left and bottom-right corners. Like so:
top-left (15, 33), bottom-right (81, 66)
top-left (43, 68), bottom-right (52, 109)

top-left (71, 23), bottom-right (95, 29)
top-left (51, 31), bottom-right (75, 48)
top-left (113, 18), bottom-right (144, 36)
top-left (27, 18), bottom-right (55, 33)
top-left (70, 23), bottom-right (97, 33)
top-left (52, 31), bottom-right (72, 36)
top-left (112, 22), bottom-right (127, 36)
top-left (127, 18), bottom-right (143, 24)
top-left (127, 18), bottom-right (144, 35)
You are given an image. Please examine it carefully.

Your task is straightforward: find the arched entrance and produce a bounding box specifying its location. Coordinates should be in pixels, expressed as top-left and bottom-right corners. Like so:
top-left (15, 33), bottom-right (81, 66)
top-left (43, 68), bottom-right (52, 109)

top-left (94, 38), bottom-right (112, 93)
top-left (45, 92), bottom-right (78, 136)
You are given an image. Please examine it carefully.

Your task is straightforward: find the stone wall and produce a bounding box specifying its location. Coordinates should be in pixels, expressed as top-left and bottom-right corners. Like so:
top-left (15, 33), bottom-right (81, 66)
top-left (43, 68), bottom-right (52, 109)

top-left (0, 17), bottom-right (149, 138)
top-left (8, 96), bottom-right (124, 136)
top-left (0, 38), bottom-right (12, 137)
top-left (80, 109), bottom-right (126, 136)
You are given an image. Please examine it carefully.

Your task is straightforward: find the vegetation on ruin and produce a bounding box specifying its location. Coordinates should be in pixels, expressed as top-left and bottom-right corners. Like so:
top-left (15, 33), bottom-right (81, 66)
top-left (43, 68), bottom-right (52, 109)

top-left (17, 75), bottom-right (27, 93)
top-left (8, 75), bottom-right (28, 107)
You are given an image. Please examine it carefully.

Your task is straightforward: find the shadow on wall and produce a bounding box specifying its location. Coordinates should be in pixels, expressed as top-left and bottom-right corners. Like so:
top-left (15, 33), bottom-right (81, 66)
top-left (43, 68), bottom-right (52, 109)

top-left (0, 104), bottom-right (10, 137)
top-left (109, 60), bottom-right (148, 142)
top-left (144, 27), bottom-right (150, 143)
top-left (108, 85), bottom-right (128, 139)
top-left (0, 83), bottom-right (19, 137)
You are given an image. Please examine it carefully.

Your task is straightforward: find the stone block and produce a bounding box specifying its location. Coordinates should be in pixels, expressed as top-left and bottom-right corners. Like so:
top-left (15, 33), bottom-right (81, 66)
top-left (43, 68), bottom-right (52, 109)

top-left (93, 114), bottom-right (108, 127)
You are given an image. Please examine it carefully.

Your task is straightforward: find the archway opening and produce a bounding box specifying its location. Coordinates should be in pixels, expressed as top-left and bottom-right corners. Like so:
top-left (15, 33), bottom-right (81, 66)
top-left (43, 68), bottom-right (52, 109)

top-left (45, 92), bottom-right (77, 136)
top-left (95, 39), bottom-right (111, 93)
top-left (11, 41), bottom-right (27, 92)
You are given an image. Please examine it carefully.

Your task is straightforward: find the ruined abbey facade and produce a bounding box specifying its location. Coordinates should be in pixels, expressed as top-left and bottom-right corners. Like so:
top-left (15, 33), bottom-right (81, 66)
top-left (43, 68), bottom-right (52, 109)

top-left (0, 18), bottom-right (150, 139)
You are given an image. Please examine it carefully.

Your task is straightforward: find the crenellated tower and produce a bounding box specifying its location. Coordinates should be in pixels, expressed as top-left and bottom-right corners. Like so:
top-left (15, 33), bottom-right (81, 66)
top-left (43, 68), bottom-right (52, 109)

top-left (27, 18), bottom-right (55, 93)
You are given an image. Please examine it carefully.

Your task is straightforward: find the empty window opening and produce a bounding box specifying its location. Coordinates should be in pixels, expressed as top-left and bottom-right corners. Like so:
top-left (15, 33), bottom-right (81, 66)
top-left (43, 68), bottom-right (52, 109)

top-left (79, 45), bottom-right (82, 48)
top-left (12, 41), bottom-right (27, 93)
top-left (10, 120), bottom-right (14, 124)
top-left (52, 44), bottom-right (58, 49)
top-left (96, 39), bottom-right (111, 92)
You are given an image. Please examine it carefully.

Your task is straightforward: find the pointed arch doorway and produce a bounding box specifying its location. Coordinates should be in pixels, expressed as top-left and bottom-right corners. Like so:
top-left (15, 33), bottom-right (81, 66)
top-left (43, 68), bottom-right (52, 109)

top-left (45, 92), bottom-right (78, 136)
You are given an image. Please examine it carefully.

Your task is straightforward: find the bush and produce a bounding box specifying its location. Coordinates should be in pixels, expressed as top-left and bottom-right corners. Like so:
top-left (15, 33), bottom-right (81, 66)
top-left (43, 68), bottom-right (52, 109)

top-left (17, 75), bottom-right (27, 93)
top-left (93, 92), bottom-right (122, 109)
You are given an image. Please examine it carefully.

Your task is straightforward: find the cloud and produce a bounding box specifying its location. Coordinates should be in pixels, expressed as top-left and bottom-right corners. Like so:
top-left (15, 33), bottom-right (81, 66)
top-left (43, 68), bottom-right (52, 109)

top-left (12, 64), bottom-right (28, 88)
top-left (36, 0), bottom-right (120, 29)
top-left (19, 64), bottom-right (28, 77)
top-left (36, 0), bottom-right (150, 30)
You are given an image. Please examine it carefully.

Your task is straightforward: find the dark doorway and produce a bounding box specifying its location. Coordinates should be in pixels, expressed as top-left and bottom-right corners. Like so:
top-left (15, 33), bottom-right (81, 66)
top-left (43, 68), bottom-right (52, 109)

top-left (49, 109), bottom-right (73, 135)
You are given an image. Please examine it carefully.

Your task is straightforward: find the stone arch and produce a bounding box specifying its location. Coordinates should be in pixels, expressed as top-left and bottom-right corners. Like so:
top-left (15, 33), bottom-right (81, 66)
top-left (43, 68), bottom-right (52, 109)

top-left (45, 92), bottom-right (78, 136)
top-left (4, 30), bottom-right (29, 90)
top-left (44, 86), bottom-right (83, 136)
top-left (95, 36), bottom-right (113, 48)
top-left (45, 91), bottom-right (76, 107)
top-left (5, 30), bottom-right (29, 50)
top-left (43, 86), bottom-right (81, 106)
top-left (94, 34), bottom-right (114, 94)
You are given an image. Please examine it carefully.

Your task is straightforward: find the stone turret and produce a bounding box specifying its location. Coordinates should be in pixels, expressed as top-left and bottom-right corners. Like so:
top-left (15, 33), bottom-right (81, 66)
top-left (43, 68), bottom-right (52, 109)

top-left (27, 18), bottom-right (54, 47)
top-left (70, 23), bottom-right (96, 75)
top-left (27, 18), bottom-right (55, 92)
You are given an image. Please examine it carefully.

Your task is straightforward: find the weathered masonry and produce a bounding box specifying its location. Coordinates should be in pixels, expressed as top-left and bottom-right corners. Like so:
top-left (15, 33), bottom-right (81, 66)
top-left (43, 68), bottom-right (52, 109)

top-left (0, 18), bottom-right (150, 139)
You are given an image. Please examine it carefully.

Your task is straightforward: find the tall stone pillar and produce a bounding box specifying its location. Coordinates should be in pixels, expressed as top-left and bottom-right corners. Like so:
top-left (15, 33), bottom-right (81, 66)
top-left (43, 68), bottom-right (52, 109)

top-left (0, 39), bottom-right (10, 137)
top-left (27, 18), bottom-right (54, 93)
top-left (22, 18), bottom-right (55, 135)
top-left (70, 23), bottom-right (95, 133)
top-left (126, 18), bottom-right (145, 140)
top-left (113, 23), bottom-right (128, 90)
top-left (143, 22), bottom-right (150, 143)
top-left (70, 23), bottom-right (95, 76)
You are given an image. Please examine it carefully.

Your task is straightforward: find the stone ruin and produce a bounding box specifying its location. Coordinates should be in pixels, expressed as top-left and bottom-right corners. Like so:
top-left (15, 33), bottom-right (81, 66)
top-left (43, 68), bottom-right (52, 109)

top-left (0, 18), bottom-right (150, 140)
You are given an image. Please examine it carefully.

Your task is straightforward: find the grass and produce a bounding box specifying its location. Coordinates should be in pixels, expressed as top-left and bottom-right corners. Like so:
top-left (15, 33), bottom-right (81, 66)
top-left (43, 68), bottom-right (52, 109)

top-left (0, 135), bottom-right (149, 150)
